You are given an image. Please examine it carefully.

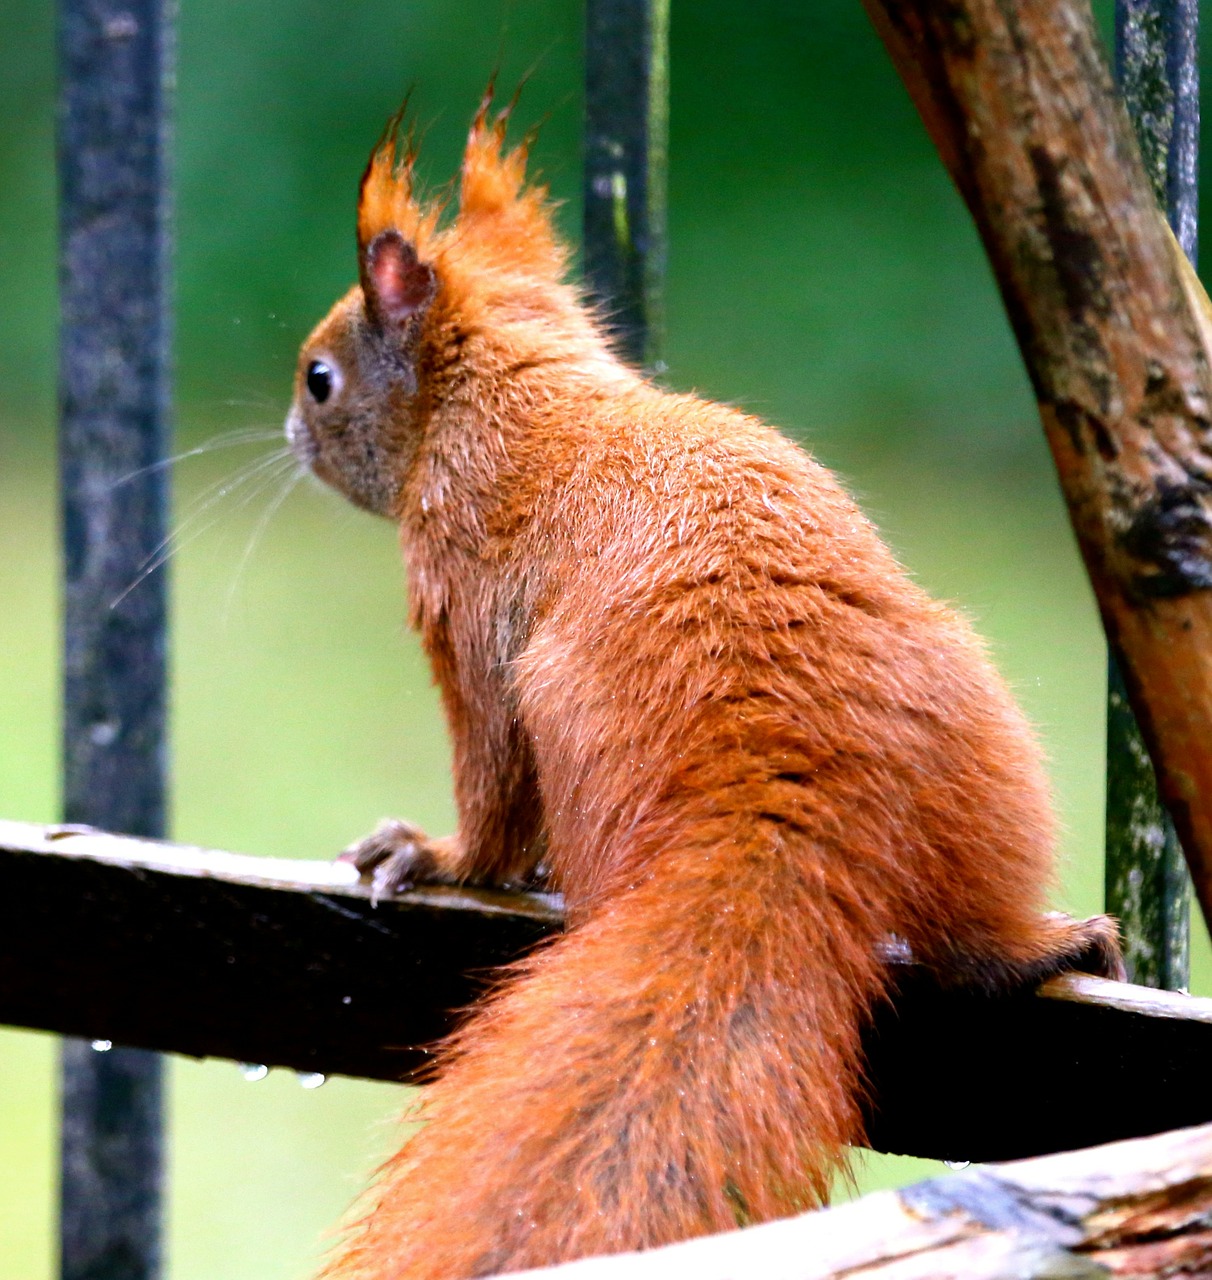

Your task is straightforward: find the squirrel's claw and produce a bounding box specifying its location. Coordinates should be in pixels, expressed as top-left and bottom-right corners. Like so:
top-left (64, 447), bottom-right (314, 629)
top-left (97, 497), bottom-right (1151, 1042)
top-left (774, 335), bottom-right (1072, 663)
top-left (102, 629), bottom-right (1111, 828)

top-left (340, 819), bottom-right (450, 904)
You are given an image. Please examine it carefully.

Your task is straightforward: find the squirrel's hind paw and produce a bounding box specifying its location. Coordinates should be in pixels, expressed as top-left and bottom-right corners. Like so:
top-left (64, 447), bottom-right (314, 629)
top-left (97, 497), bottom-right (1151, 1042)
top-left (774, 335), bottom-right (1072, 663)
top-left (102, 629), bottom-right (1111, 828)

top-left (339, 820), bottom-right (459, 904)
top-left (1041, 911), bottom-right (1126, 983)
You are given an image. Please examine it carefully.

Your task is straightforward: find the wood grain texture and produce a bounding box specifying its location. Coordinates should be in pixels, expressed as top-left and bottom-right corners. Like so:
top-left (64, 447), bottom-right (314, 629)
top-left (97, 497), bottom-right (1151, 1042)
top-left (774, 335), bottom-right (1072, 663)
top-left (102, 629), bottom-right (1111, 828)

top-left (2, 820), bottom-right (1210, 1159)
top-left (861, 0), bottom-right (1212, 935)
top-left (498, 1121), bottom-right (1212, 1279)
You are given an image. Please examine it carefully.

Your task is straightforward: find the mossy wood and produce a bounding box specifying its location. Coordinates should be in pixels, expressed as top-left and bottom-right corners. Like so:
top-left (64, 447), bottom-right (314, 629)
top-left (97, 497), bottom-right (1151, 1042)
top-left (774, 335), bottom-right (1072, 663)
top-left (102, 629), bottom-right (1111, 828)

top-left (3, 818), bottom-right (1210, 1163)
top-left (861, 0), bottom-right (1212, 933)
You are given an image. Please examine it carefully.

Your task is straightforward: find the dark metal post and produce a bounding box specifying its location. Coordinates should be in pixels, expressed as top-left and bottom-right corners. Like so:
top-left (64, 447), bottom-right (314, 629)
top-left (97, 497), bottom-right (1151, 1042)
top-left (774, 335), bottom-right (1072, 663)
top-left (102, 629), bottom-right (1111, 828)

top-left (1107, 0), bottom-right (1197, 990)
top-left (58, 0), bottom-right (174, 1275)
top-left (583, 0), bottom-right (670, 370)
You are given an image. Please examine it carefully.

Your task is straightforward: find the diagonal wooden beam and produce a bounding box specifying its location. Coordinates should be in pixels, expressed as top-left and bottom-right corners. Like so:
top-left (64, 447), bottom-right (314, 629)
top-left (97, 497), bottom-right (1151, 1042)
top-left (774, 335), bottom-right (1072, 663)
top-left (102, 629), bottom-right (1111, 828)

top-left (860, 0), bottom-right (1212, 934)
top-left (2, 818), bottom-right (1209, 1160)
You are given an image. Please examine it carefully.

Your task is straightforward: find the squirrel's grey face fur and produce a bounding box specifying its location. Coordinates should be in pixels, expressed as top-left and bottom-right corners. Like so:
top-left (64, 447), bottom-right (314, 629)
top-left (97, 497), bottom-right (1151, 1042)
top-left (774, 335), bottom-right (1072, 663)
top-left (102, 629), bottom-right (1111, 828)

top-left (286, 285), bottom-right (426, 517)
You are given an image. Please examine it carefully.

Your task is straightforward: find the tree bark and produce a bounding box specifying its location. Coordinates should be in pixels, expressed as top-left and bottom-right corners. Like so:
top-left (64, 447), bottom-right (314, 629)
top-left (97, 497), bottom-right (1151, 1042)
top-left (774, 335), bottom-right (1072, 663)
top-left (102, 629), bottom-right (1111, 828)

top-left (860, 0), bottom-right (1212, 933)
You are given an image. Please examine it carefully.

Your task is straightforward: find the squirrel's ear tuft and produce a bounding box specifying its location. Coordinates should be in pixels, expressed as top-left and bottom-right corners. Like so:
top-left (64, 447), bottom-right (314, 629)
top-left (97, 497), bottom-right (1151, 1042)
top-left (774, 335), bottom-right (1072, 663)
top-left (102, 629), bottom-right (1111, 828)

top-left (460, 81), bottom-right (531, 217)
top-left (361, 230), bottom-right (436, 330)
top-left (357, 97), bottom-right (438, 258)
top-left (454, 83), bottom-right (562, 276)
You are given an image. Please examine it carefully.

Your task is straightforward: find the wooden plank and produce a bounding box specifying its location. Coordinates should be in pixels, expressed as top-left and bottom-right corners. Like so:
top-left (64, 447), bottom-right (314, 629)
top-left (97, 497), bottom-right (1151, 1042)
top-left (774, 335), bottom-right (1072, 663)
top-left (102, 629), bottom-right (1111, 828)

top-left (2, 819), bottom-right (1210, 1159)
top-left (0, 820), bottom-right (557, 1082)
top-left (497, 1120), bottom-right (1212, 1280)
top-left (865, 968), bottom-right (1212, 1163)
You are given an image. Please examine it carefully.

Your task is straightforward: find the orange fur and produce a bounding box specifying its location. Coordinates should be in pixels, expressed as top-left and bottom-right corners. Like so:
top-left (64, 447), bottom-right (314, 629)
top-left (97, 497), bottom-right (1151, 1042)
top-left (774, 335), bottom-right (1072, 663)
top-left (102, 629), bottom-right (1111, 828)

top-left (285, 92), bottom-right (1120, 1279)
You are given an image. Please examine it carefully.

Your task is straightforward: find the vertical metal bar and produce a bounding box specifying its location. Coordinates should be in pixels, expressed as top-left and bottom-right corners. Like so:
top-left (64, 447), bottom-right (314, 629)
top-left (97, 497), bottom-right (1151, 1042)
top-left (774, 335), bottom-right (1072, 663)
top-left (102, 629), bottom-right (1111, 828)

top-left (583, 0), bottom-right (670, 370)
top-left (58, 0), bottom-right (174, 1275)
top-left (1107, 0), bottom-right (1197, 991)
top-left (1117, 0), bottom-right (1199, 263)
top-left (59, 1045), bottom-right (165, 1280)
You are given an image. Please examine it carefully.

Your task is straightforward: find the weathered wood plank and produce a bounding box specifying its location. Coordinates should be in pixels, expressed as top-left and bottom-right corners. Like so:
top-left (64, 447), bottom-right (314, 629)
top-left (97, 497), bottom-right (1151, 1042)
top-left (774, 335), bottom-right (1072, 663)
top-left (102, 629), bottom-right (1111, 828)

top-left (0, 819), bottom-right (557, 1082)
top-left (2, 819), bottom-right (1210, 1160)
top-left (497, 1121), bottom-right (1212, 1279)
top-left (865, 967), bottom-right (1212, 1162)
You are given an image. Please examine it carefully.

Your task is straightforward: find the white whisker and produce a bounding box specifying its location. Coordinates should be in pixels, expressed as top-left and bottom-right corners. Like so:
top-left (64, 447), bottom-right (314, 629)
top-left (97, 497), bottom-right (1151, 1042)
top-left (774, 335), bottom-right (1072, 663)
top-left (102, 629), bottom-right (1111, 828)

top-left (111, 428), bottom-right (285, 487)
top-left (222, 463), bottom-right (307, 621)
top-left (148, 447), bottom-right (295, 564)
top-left (110, 446), bottom-right (298, 609)
top-left (222, 394), bottom-right (286, 410)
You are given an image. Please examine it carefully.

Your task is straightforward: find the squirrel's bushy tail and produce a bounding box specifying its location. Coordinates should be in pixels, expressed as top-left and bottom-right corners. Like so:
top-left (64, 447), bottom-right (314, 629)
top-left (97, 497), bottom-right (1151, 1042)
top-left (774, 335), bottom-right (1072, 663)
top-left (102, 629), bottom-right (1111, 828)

top-left (324, 827), bottom-right (888, 1280)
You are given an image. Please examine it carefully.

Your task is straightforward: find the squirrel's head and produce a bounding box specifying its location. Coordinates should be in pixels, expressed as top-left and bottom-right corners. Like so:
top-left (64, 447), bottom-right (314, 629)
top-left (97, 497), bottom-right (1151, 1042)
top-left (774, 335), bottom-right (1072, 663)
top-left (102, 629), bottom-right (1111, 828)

top-left (286, 87), bottom-right (571, 518)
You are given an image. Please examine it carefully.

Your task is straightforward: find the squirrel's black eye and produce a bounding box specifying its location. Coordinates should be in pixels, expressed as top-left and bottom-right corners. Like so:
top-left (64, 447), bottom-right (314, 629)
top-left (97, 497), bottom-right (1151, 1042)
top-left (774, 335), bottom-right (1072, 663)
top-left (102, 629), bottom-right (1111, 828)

top-left (306, 360), bottom-right (333, 404)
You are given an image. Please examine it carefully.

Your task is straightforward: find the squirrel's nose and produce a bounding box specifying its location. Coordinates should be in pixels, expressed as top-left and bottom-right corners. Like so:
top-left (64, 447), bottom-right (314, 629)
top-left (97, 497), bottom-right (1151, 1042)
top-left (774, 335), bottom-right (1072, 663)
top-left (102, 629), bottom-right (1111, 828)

top-left (284, 406), bottom-right (317, 466)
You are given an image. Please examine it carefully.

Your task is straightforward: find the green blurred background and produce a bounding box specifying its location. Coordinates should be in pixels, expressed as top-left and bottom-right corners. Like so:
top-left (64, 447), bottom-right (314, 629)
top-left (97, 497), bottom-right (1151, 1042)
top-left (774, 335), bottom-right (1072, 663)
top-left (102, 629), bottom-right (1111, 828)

top-left (3, 1), bottom-right (1210, 1276)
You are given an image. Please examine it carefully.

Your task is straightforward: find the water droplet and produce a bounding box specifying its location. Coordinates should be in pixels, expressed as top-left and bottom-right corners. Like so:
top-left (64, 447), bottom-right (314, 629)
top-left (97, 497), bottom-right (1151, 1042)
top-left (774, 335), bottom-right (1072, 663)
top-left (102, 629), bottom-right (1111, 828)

top-left (90, 1039), bottom-right (113, 1053)
top-left (88, 721), bottom-right (119, 747)
top-left (297, 1072), bottom-right (326, 1090)
top-left (103, 13), bottom-right (138, 40)
top-left (239, 1063), bottom-right (269, 1082)
top-left (944, 1160), bottom-right (971, 1171)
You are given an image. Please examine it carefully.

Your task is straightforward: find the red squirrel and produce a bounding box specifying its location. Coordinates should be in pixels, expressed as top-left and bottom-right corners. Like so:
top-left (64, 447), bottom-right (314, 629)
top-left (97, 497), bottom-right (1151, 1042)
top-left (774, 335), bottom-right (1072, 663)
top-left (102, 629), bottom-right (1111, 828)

top-left (284, 92), bottom-right (1122, 1279)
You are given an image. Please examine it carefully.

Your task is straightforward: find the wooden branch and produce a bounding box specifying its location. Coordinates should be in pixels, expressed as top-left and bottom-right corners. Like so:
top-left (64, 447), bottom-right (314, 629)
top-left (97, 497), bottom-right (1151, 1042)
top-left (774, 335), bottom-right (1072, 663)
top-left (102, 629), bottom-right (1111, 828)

top-left (497, 1121), bottom-right (1212, 1279)
top-left (860, 0), bottom-right (1212, 933)
top-left (3, 818), bottom-right (1212, 1159)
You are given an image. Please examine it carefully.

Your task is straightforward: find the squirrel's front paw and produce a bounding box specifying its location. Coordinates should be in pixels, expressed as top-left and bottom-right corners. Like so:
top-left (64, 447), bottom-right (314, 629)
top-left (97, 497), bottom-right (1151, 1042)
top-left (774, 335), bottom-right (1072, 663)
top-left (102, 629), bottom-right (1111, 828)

top-left (339, 820), bottom-right (458, 904)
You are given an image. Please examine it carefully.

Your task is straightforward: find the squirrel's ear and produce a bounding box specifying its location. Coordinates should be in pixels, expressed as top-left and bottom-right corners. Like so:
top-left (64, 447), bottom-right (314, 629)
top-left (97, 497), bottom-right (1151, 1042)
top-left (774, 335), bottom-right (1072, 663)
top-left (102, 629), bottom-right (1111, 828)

top-left (361, 230), bottom-right (436, 331)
